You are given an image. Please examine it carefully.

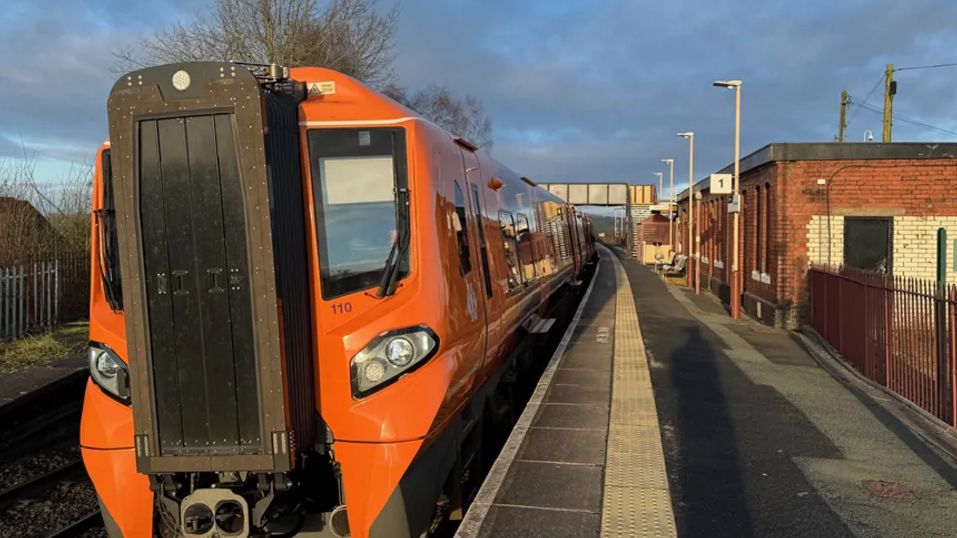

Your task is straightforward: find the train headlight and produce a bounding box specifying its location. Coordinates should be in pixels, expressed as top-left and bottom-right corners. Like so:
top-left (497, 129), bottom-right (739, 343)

top-left (89, 344), bottom-right (131, 403)
top-left (385, 337), bottom-right (415, 367)
top-left (350, 326), bottom-right (438, 397)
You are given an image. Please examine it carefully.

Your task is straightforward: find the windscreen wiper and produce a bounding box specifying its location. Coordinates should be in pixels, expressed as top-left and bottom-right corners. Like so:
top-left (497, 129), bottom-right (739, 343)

top-left (376, 188), bottom-right (410, 298)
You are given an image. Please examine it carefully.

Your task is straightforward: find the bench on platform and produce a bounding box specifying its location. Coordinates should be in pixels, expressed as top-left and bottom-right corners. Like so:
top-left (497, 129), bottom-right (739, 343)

top-left (661, 254), bottom-right (687, 276)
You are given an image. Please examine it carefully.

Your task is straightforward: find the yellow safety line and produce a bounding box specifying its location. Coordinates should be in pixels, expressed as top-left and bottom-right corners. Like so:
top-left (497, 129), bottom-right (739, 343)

top-left (601, 247), bottom-right (677, 537)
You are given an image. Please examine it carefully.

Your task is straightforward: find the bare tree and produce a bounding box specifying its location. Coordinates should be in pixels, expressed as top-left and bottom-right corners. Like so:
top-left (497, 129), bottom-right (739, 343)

top-left (384, 83), bottom-right (494, 150)
top-left (44, 163), bottom-right (93, 258)
top-left (0, 148), bottom-right (92, 267)
top-left (116, 0), bottom-right (396, 85)
top-left (296, 0), bottom-right (396, 84)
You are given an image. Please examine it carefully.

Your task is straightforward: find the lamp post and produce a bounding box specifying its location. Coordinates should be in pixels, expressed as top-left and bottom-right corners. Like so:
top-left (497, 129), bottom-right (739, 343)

top-left (661, 158), bottom-right (674, 252)
top-left (655, 171), bottom-right (664, 202)
top-left (714, 79), bottom-right (743, 319)
top-left (677, 132), bottom-right (695, 292)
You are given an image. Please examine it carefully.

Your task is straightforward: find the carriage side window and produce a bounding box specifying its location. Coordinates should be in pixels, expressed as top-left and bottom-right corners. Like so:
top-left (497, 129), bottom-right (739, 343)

top-left (554, 206), bottom-right (569, 262)
top-left (471, 185), bottom-right (493, 298)
top-left (499, 210), bottom-right (522, 291)
top-left (515, 213), bottom-right (536, 283)
top-left (95, 149), bottom-right (123, 311)
top-left (453, 181), bottom-right (471, 276)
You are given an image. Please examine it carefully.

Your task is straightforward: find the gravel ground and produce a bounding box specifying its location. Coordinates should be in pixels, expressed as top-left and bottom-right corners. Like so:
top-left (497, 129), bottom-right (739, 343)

top-left (79, 526), bottom-right (108, 537)
top-left (0, 438), bottom-right (104, 537)
top-left (0, 440), bottom-right (79, 490)
top-left (0, 479), bottom-right (98, 536)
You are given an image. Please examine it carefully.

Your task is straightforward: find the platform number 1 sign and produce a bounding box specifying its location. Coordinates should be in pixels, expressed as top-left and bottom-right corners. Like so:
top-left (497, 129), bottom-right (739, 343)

top-left (710, 173), bottom-right (733, 195)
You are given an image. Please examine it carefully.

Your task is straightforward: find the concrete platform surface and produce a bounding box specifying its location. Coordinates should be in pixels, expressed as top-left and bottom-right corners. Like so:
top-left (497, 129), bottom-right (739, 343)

top-left (459, 244), bottom-right (957, 538)
top-left (622, 253), bottom-right (957, 538)
top-left (457, 246), bottom-right (675, 538)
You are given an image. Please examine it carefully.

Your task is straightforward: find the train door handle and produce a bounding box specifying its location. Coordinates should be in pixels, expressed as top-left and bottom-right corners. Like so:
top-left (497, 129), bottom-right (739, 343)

top-left (171, 270), bottom-right (189, 296)
top-left (156, 272), bottom-right (169, 295)
top-left (207, 268), bottom-right (224, 294)
top-left (228, 267), bottom-right (242, 291)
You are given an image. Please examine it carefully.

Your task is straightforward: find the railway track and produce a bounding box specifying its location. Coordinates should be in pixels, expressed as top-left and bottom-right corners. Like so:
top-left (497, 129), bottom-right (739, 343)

top-left (47, 510), bottom-right (104, 537)
top-left (0, 460), bottom-right (86, 512)
top-left (0, 370), bottom-right (104, 537)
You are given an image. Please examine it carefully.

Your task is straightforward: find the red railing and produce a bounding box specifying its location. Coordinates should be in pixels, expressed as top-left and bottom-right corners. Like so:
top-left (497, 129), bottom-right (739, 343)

top-left (809, 266), bottom-right (957, 426)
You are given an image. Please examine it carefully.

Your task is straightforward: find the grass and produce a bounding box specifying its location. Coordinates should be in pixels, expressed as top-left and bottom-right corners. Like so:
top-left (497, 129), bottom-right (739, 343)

top-left (0, 324), bottom-right (88, 374)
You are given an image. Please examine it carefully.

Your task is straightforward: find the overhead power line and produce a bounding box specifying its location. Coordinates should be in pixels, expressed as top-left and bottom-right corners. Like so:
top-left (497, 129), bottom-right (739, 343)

top-left (844, 61), bottom-right (957, 140)
top-left (847, 74), bottom-right (886, 125)
top-left (896, 62), bottom-right (957, 72)
top-left (849, 96), bottom-right (957, 138)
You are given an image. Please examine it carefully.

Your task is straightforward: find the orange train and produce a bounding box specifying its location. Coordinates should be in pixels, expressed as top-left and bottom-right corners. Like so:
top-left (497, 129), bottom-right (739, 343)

top-left (81, 62), bottom-right (595, 537)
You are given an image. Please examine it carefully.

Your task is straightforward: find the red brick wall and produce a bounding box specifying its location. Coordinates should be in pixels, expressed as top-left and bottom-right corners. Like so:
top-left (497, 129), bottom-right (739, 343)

top-left (678, 158), bottom-right (957, 328)
top-left (780, 159), bottom-right (957, 325)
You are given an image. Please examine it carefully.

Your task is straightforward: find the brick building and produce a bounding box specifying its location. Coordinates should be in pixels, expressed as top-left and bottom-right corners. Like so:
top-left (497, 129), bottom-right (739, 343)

top-left (674, 143), bottom-right (957, 328)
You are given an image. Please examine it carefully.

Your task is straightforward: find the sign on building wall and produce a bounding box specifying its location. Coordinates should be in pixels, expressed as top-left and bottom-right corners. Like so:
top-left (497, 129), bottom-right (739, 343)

top-left (710, 173), bottom-right (733, 194)
top-left (727, 194), bottom-right (741, 213)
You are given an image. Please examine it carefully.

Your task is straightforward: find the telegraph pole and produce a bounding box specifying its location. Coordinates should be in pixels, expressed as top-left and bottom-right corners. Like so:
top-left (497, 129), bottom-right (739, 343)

top-left (837, 90), bottom-right (849, 142)
top-left (883, 64), bottom-right (895, 143)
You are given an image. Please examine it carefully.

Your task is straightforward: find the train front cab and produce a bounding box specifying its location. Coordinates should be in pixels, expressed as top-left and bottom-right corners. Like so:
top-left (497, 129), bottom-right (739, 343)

top-left (81, 142), bottom-right (154, 535)
top-left (297, 91), bottom-right (488, 536)
top-left (80, 63), bottom-right (593, 538)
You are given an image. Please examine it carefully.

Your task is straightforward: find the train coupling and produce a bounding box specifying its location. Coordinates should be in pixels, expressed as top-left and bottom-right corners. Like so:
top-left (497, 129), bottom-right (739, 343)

top-left (181, 488), bottom-right (250, 537)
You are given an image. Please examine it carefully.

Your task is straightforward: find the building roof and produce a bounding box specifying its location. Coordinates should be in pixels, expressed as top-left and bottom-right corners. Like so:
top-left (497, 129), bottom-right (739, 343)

top-left (641, 213), bottom-right (670, 224)
top-left (0, 196), bottom-right (61, 265)
top-left (675, 142), bottom-right (957, 201)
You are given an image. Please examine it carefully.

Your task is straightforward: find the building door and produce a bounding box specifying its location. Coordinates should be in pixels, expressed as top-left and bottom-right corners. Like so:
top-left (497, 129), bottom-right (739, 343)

top-left (138, 114), bottom-right (260, 454)
top-left (844, 217), bottom-right (893, 273)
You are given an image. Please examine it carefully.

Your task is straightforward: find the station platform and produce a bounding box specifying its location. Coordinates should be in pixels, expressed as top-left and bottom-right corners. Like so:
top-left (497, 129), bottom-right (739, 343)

top-left (456, 245), bottom-right (676, 538)
top-left (458, 244), bottom-right (957, 538)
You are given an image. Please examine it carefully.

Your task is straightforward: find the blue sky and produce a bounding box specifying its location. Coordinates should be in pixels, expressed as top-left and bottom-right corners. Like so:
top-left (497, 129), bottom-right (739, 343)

top-left (3, 0), bottom-right (957, 195)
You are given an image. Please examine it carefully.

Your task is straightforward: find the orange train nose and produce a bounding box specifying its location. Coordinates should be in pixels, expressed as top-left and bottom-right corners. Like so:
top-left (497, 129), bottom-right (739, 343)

top-left (81, 446), bottom-right (153, 536)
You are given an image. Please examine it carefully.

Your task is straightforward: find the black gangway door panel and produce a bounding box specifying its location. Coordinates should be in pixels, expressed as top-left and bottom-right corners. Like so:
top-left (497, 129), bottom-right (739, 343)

top-left (138, 114), bottom-right (261, 454)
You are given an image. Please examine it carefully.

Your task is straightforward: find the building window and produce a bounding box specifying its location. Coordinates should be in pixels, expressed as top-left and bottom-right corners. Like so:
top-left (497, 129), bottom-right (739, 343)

top-left (452, 181), bottom-right (471, 276)
top-left (763, 182), bottom-right (771, 274)
top-left (755, 185), bottom-right (762, 273)
top-left (844, 217), bottom-right (893, 273)
top-left (710, 201), bottom-right (717, 264)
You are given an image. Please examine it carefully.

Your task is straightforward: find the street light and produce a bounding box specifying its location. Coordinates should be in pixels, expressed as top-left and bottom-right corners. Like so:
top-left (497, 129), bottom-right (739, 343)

top-left (714, 79), bottom-right (742, 319)
top-left (655, 171), bottom-right (664, 202)
top-left (676, 131), bottom-right (696, 293)
top-left (661, 158), bottom-right (675, 251)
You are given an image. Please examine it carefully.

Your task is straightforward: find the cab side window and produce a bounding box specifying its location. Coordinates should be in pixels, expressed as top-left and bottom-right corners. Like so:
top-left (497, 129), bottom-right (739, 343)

top-left (97, 149), bottom-right (123, 311)
top-left (515, 213), bottom-right (536, 283)
top-left (453, 182), bottom-right (472, 276)
top-left (499, 210), bottom-right (523, 291)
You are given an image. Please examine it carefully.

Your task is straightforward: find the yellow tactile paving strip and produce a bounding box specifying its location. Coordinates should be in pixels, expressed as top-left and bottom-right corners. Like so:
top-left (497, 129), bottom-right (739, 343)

top-left (601, 250), bottom-right (677, 537)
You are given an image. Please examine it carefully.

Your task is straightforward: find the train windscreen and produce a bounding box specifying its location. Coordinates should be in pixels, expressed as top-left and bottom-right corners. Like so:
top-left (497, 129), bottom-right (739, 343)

top-left (307, 128), bottom-right (409, 299)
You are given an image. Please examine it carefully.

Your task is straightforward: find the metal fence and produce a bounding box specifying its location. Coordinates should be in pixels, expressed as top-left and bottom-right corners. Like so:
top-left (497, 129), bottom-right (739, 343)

top-left (808, 265), bottom-right (957, 426)
top-left (0, 261), bottom-right (62, 341)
